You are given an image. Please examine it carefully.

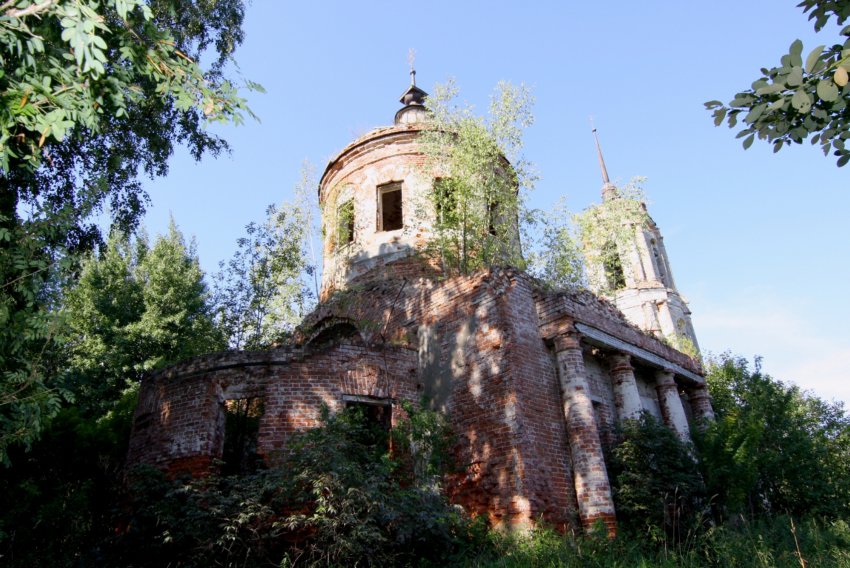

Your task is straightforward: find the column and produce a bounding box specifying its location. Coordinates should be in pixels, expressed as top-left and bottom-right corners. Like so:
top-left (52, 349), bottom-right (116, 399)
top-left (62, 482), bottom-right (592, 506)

top-left (554, 330), bottom-right (616, 535)
top-left (686, 384), bottom-right (715, 428)
top-left (609, 353), bottom-right (643, 422)
top-left (654, 370), bottom-right (690, 439)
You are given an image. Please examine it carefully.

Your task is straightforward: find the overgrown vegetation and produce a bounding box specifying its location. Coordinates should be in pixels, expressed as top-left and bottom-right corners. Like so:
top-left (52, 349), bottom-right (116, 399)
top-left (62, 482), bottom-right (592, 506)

top-left (213, 165), bottom-right (318, 349)
top-left (696, 353), bottom-right (850, 521)
top-left (1, 0), bottom-right (256, 460)
top-left (420, 80), bottom-right (535, 274)
top-left (607, 413), bottom-right (706, 544)
top-left (78, 403), bottom-right (481, 568)
top-left (574, 178), bottom-right (650, 294)
top-left (419, 81), bottom-right (654, 298)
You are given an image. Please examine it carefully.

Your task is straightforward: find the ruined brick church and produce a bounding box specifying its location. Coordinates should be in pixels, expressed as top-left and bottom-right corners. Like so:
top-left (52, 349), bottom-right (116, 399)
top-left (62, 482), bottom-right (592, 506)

top-left (127, 73), bottom-right (714, 533)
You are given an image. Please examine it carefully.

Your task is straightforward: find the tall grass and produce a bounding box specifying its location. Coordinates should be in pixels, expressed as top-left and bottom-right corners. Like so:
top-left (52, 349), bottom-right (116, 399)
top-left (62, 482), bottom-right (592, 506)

top-left (462, 516), bottom-right (850, 568)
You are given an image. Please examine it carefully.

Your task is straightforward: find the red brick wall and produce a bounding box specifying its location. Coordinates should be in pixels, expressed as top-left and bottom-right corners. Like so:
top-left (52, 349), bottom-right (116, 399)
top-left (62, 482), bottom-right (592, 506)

top-left (128, 261), bottom-right (708, 533)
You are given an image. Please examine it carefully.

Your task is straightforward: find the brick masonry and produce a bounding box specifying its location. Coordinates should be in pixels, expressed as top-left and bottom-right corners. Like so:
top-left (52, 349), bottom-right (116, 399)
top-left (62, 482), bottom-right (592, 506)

top-left (127, 265), bottom-right (711, 532)
top-left (127, 98), bottom-right (714, 534)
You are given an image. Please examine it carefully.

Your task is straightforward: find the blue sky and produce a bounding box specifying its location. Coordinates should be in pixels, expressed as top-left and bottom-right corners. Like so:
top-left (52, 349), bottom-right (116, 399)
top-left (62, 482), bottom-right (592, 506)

top-left (140, 1), bottom-right (849, 404)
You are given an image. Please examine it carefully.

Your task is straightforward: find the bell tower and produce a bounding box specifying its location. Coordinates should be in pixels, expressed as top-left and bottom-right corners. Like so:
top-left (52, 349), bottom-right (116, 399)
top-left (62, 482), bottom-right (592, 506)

top-left (585, 129), bottom-right (700, 355)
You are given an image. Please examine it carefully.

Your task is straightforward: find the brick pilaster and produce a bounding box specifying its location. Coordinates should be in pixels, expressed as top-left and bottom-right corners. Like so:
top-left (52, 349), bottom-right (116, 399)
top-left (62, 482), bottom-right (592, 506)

top-left (686, 384), bottom-right (715, 428)
top-left (609, 353), bottom-right (643, 422)
top-left (554, 331), bottom-right (616, 535)
top-left (654, 370), bottom-right (690, 439)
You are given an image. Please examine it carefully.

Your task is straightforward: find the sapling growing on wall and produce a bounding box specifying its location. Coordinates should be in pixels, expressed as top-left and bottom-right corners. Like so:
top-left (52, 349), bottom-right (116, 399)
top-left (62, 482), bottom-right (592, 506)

top-left (419, 80), bottom-right (536, 274)
top-left (575, 178), bottom-right (651, 294)
top-left (526, 198), bottom-right (587, 290)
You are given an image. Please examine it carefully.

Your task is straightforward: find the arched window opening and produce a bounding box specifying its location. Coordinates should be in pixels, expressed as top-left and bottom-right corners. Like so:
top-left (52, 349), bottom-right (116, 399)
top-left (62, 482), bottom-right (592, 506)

top-left (337, 199), bottom-right (355, 246)
top-left (602, 241), bottom-right (626, 290)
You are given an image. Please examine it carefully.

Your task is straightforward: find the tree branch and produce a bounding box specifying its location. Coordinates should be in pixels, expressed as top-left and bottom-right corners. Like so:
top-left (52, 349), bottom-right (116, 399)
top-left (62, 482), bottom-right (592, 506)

top-left (4, 0), bottom-right (56, 19)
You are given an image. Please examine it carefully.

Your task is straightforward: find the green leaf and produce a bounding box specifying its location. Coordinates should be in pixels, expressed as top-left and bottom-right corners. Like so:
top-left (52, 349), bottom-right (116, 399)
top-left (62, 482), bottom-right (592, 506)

top-left (791, 90), bottom-right (812, 112)
top-left (805, 45), bottom-right (825, 73)
top-left (713, 108), bottom-right (727, 126)
top-left (756, 83), bottom-right (785, 95)
top-left (743, 134), bottom-right (755, 149)
top-left (816, 79), bottom-right (839, 102)
top-left (745, 104), bottom-right (767, 124)
top-left (787, 66), bottom-right (803, 87)
top-left (789, 39), bottom-right (804, 67)
top-left (838, 154), bottom-right (850, 167)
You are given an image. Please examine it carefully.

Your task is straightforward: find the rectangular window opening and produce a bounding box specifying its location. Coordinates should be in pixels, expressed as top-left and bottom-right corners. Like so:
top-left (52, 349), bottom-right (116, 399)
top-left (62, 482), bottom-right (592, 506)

top-left (345, 399), bottom-right (392, 447)
top-left (434, 178), bottom-right (457, 226)
top-left (338, 199), bottom-right (355, 245)
top-left (222, 397), bottom-right (264, 475)
top-left (487, 201), bottom-right (500, 236)
top-left (378, 182), bottom-right (403, 231)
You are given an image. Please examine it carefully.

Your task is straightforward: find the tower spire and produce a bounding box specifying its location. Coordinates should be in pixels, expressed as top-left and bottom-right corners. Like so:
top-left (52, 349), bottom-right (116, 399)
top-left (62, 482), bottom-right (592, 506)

top-left (395, 51), bottom-right (428, 125)
top-left (590, 118), bottom-right (610, 184)
top-left (408, 48), bottom-right (416, 87)
top-left (590, 118), bottom-right (617, 201)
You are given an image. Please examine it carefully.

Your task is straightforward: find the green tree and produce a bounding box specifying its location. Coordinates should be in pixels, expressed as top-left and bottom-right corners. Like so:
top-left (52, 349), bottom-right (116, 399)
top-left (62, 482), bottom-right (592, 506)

top-left (420, 80), bottom-right (535, 274)
top-left (131, 220), bottom-right (223, 368)
top-left (0, 0), bottom-right (254, 456)
top-left (707, 1), bottom-right (850, 166)
top-left (695, 354), bottom-right (850, 520)
top-left (526, 198), bottom-right (586, 290)
top-left (62, 231), bottom-right (145, 415)
top-left (214, 169), bottom-right (316, 349)
top-left (1, 221), bottom-right (222, 564)
top-left (62, 222), bottom-right (222, 414)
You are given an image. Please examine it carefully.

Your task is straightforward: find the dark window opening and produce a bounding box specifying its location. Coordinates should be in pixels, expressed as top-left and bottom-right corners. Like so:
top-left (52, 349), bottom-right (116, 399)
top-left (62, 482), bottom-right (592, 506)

top-left (602, 242), bottom-right (626, 290)
top-left (345, 399), bottom-right (392, 447)
top-left (650, 240), bottom-right (668, 286)
top-left (307, 321), bottom-right (360, 348)
top-left (434, 178), bottom-right (458, 226)
top-left (487, 201), bottom-right (500, 236)
top-left (378, 182), bottom-right (403, 231)
top-left (222, 398), bottom-right (263, 475)
top-left (338, 200), bottom-right (354, 245)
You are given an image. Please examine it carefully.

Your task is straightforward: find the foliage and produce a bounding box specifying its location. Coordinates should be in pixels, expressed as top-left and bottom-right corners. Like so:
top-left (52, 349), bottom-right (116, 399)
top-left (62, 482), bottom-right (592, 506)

top-left (526, 198), bottom-right (587, 290)
top-left (0, 210), bottom-right (75, 460)
top-left (0, 0), bottom-right (254, 173)
top-left (575, 178), bottom-right (650, 294)
top-left (1, 220), bottom-right (223, 563)
top-left (607, 412), bottom-right (706, 543)
top-left (707, 0), bottom-right (850, 166)
top-left (104, 404), bottom-right (475, 567)
top-left (1, 0), bottom-right (254, 460)
top-left (420, 80), bottom-right (536, 274)
top-left (0, 389), bottom-right (137, 567)
top-left (694, 354), bottom-right (850, 521)
top-left (213, 166), bottom-right (317, 349)
top-left (62, 222), bottom-right (222, 415)
top-left (464, 516), bottom-right (850, 567)
top-left (663, 333), bottom-right (701, 362)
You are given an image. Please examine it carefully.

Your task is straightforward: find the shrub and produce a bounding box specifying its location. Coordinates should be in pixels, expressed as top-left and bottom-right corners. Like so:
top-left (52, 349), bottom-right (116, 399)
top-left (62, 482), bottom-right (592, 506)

top-left (105, 403), bottom-right (476, 567)
top-left (607, 412), bottom-right (706, 543)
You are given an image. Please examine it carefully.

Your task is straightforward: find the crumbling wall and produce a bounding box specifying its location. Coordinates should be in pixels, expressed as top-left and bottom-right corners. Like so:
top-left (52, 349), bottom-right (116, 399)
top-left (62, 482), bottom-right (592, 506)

top-left (128, 262), bottom-right (709, 534)
top-left (127, 342), bottom-right (419, 477)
